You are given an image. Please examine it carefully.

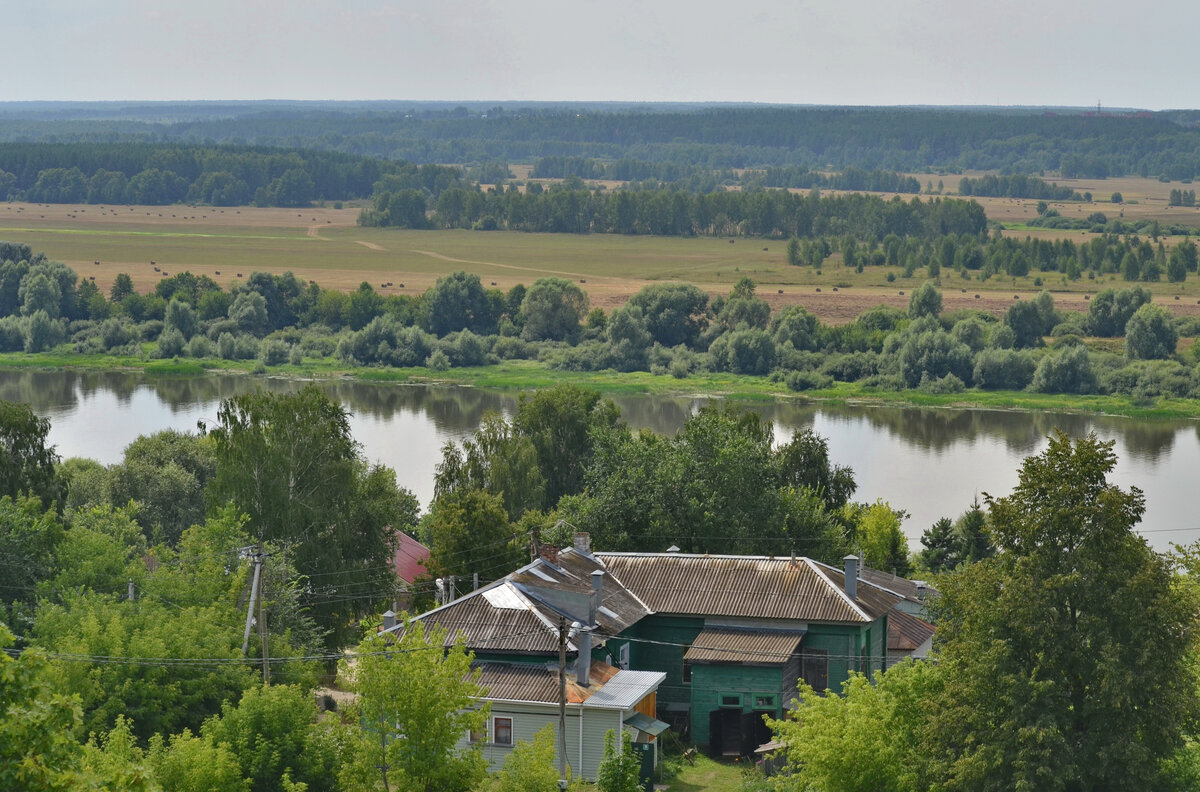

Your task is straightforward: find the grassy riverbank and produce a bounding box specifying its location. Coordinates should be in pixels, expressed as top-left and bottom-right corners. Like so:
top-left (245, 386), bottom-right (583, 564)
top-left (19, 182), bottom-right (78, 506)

top-left (3, 352), bottom-right (1198, 420)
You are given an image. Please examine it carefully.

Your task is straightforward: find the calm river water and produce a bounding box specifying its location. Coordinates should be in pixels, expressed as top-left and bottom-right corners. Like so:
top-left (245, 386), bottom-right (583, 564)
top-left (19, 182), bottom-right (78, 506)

top-left (6, 369), bottom-right (1198, 552)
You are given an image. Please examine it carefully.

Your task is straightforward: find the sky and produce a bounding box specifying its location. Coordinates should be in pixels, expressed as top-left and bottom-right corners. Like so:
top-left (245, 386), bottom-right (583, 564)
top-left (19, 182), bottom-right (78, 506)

top-left (9, 0), bottom-right (1200, 109)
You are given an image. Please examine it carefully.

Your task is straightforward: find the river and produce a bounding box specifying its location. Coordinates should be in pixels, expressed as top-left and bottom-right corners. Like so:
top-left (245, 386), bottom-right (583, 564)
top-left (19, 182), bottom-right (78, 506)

top-left (5, 369), bottom-right (1197, 552)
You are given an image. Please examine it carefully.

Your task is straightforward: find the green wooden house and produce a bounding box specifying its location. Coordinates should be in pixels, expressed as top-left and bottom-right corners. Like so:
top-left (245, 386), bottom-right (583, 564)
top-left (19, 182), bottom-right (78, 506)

top-left (400, 536), bottom-right (900, 761)
top-left (595, 550), bottom-right (899, 755)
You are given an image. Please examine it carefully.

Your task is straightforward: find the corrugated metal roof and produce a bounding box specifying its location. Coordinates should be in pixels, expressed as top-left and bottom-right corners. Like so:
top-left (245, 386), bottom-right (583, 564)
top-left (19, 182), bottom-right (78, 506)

top-left (417, 585), bottom-right (560, 653)
top-left (682, 626), bottom-right (805, 665)
top-left (474, 661), bottom-right (660, 709)
top-left (408, 549), bottom-right (651, 655)
top-left (391, 531), bottom-right (430, 585)
top-left (858, 567), bottom-right (938, 604)
top-left (582, 670), bottom-right (667, 710)
top-left (596, 553), bottom-right (900, 624)
top-left (888, 608), bottom-right (935, 652)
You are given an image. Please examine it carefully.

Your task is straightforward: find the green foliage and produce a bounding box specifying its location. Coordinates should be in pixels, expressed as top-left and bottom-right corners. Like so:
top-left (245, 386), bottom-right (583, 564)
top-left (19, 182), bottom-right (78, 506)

top-left (0, 400), bottom-right (64, 510)
top-left (595, 730), bottom-right (641, 792)
top-left (519, 278), bottom-right (588, 342)
top-left (423, 271), bottom-right (498, 337)
top-left (927, 433), bottom-right (1199, 790)
top-left (0, 624), bottom-right (87, 792)
top-left (845, 500), bottom-right (910, 576)
top-left (1125, 303), bottom-right (1179, 360)
top-left (208, 387), bottom-right (419, 650)
top-left (1031, 345), bottom-right (1097, 394)
top-left (0, 495), bottom-right (62, 633)
top-left (514, 384), bottom-right (620, 507)
top-left (147, 729), bottom-right (248, 792)
top-left (1087, 285), bottom-right (1152, 337)
top-left (492, 724), bottom-right (560, 792)
top-left (201, 684), bottom-right (339, 792)
top-left (424, 488), bottom-right (524, 584)
top-left (916, 499), bottom-right (992, 574)
top-left (561, 406), bottom-right (851, 561)
top-left (342, 619), bottom-right (488, 792)
top-left (771, 660), bottom-right (942, 792)
top-left (106, 430), bottom-right (215, 544)
top-left (434, 413), bottom-right (545, 520)
top-left (907, 281), bottom-right (942, 319)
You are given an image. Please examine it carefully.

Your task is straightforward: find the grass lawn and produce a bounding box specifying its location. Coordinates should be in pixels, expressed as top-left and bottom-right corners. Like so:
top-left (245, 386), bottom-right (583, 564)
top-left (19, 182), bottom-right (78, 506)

top-left (660, 754), bottom-right (755, 792)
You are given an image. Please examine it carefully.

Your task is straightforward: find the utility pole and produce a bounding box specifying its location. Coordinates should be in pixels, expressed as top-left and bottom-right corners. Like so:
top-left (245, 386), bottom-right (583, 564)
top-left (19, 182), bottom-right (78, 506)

top-left (257, 541), bottom-right (270, 684)
top-left (242, 549), bottom-right (262, 656)
top-left (558, 616), bottom-right (568, 783)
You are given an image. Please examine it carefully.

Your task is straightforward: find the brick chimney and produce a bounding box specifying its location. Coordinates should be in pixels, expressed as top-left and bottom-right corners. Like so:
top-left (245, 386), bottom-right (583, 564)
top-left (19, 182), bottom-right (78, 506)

top-left (573, 532), bottom-right (591, 554)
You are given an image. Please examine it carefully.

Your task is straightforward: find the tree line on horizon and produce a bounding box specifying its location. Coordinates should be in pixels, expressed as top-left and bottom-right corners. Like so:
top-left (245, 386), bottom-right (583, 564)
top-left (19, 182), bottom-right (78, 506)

top-left (6, 106), bottom-right (1200, 180)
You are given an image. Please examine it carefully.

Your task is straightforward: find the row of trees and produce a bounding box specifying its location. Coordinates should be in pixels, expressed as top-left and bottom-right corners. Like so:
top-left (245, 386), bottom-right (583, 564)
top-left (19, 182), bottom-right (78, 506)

top-left (957, 173), bottom-right (1079, 200)
top-left (0, 142), bottom-right (467, 206)
top-left (4, 234), bottom-right (1200, 405)
top-left (362, 185), bottom-right (987, 239)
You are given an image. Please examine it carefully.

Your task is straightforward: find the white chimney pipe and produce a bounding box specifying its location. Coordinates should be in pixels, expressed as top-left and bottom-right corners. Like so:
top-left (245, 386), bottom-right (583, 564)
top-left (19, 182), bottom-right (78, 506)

top-left (382, 609), bottom-right (396, 631)
top-left (844, 555), bottom-right (859, 600)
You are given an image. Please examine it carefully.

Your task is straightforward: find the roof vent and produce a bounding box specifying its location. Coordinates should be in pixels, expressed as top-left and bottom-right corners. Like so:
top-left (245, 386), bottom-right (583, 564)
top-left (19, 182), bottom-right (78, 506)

top-left (666, 545), bottom-right (680, 553)
top-left (382, 610), bottom-right (396, 631)
top-left (844, 555), bottom-right (859, 600)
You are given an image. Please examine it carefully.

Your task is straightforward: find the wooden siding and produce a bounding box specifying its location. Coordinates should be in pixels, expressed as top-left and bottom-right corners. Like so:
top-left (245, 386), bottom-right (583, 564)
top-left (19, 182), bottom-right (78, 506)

top-left (689, 663), bottom-right (783, 749)
top-left (622, 615), bottom-right (703, 708)
top-left (635, 691), bottom-right (656, 719)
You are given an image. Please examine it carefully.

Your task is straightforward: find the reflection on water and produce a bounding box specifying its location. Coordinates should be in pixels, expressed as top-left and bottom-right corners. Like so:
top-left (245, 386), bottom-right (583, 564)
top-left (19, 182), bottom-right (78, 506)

top-left (5, 369), bottom-right (1197, 552)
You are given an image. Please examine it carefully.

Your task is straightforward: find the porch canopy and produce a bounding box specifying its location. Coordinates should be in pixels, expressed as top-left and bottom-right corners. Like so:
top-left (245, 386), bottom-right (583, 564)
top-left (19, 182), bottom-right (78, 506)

top-left (682, 626), bottom-right (806, 665)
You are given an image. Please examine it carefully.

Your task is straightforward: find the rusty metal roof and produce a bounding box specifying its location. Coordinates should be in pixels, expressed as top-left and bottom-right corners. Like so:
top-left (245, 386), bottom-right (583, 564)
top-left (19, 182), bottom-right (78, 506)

top-left (596, 553), bottom-right (899, 624)
top-left (406, 548), bottom-right (651, 655)
top-left (475, 661), bottom-right (662, 709)
top-left (683, 626), bottom-right (806, 665)
top-left (888, 608), bottom-right (935, 652)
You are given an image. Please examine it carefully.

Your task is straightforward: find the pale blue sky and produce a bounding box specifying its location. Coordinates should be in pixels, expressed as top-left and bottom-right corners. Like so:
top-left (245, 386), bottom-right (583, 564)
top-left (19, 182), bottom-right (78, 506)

top-left (8, 0), bottom-right (1200, 108)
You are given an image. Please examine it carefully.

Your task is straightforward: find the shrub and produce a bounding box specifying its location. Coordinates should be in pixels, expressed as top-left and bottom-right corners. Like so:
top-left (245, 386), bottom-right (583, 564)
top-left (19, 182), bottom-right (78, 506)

top-left (425, 349), bottom-right (451, 370)
top-left (973, 348), bottom-right (1036, 390)
top-left (918, 372), bottom-right (965, 394)
top-left (156, 327), bottom-right (186, 358)
top-left (186, 335), bottom-right (216, 358)
top-left (259, 338), bottom-right (290, 366)
top-left (787, 370), bottom-right (833, 391)
top-left (1032, 345), bottom-right (1098, 394)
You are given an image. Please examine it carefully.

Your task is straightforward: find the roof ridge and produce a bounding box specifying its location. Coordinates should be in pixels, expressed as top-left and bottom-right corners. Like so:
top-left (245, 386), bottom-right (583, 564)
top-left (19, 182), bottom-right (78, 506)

top-left (804, 558), bottom-right (871, 622)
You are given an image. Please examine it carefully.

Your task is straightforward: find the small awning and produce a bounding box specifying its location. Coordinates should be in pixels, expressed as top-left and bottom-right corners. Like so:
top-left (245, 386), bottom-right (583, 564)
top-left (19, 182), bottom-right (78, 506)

top-left (624, 712), bottom-right (670, 737)
top-left (683, 626), bottom-right (806, 665)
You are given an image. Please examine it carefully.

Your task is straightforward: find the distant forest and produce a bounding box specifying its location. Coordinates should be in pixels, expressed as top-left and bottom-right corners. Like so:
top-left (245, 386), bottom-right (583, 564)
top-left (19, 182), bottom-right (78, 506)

top-left (3, 103), bottom-right (1200, 179)
top-left (0, 142), bottom-right (467, 207)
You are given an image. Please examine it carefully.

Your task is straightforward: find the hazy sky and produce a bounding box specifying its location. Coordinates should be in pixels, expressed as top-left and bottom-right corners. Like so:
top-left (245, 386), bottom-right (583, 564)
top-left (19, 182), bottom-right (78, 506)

top-left (9, 0), bottom-right (1200, 108)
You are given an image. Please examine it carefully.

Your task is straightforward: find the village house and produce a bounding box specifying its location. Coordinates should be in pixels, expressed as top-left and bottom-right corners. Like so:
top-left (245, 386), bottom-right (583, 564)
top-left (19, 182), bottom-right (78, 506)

top-left (390, 533), bottom-right (905, 773)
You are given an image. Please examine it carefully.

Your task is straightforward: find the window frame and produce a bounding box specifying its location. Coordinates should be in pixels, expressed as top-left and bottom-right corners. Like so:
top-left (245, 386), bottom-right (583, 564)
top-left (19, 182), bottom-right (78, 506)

top-left (492, 716), bottom-right (514, 746)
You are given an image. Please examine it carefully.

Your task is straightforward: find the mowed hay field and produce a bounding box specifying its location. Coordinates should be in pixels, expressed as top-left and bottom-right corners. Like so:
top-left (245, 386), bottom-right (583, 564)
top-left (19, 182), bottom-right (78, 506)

top-left (5, 190), bottom-right (1200, 325)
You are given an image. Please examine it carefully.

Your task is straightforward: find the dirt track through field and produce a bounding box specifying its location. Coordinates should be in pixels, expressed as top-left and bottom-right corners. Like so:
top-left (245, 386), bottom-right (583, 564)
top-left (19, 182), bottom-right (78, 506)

top-left (408, 248), bottom-right (615, 281)
top-left (355, 240), bottom-right (386, 250)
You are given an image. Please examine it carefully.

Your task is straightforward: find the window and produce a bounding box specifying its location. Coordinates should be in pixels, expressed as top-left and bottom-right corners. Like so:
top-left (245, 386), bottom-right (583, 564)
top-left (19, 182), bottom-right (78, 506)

top-left (493, 716), bottom-right (513, 746)
top-left (618, 642), bottom-right (630, 670)
top-left (800, 649), bottom-right (829, 694)
top-left (469, 726), bottom-right (486, 744)
top-left (720, 693), bottom-right (741, 707)
top-left (682, 660), bottom-right (692, 684)
top-left (754, 695), bottom-right (775, 708)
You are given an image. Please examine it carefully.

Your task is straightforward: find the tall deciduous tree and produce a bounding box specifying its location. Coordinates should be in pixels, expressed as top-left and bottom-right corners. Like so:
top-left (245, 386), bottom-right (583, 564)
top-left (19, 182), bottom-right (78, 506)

top-left (519, 278), bottom-right (588, 342)
top-left (342, 620), bottom-right (487, 792)
top-left (0, 400), bottom-right (63, 510)
top-left (207, 387), bottom-right (419, 650)
top-left (927, 433), bottom-right (1198, 791)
